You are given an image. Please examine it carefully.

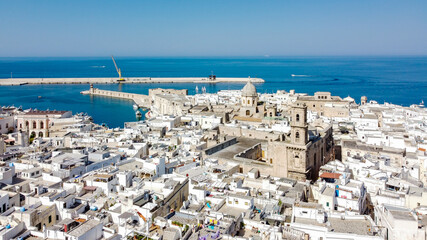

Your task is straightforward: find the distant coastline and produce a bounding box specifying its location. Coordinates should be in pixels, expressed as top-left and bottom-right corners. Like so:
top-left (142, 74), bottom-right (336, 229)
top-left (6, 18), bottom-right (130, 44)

top-left (0, 77), bottom-right (264, 86)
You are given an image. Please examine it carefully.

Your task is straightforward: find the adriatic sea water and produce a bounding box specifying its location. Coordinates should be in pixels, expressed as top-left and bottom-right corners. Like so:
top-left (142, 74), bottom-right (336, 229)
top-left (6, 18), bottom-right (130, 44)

top-left (0, 57), bottom-right (426, 127)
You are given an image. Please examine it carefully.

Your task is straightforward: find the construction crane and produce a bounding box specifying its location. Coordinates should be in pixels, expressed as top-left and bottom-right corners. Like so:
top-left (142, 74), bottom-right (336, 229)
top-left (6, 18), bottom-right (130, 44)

top-left (111, 55), bottom-right (125, 81)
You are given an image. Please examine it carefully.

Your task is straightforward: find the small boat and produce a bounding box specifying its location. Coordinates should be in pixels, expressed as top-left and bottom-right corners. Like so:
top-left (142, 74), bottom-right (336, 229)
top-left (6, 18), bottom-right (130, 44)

top-left (133, 104), bottom-right (138, 110)
top-left (38, 96), bottom-right (42, 99)
top-left (291, 74), bottom-right (309, 77)
top-left (135, 111), bottom-right (142, 117)
top-left (419, 100), bottom-right (425, 108)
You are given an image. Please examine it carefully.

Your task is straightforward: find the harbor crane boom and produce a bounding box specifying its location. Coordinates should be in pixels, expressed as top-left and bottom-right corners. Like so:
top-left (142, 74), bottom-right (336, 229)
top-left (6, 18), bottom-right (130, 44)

top-left (111, 55), bottom-right (125, 81)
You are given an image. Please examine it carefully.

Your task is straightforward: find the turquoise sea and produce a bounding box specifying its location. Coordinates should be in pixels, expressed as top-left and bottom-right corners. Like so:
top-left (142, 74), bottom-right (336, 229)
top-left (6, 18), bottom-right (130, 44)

top-left (0, 57), bottom-right (426, 127)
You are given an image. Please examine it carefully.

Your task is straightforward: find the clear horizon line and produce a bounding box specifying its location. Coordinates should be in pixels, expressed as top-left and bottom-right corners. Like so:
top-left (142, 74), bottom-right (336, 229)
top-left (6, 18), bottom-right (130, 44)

top-left (1, 54), bottom-right (427, 59)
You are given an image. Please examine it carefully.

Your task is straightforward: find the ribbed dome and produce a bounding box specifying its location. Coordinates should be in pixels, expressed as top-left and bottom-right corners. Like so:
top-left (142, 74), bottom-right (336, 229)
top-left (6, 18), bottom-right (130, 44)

top-left (242, 81), bottom-right (257, 97)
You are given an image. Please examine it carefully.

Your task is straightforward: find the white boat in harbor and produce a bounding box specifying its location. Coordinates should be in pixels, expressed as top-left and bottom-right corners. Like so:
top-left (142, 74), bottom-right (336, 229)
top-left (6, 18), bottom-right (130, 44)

top-left (135, 111), bottom-right (142, 117)
top-left (291, 74), bottom-right (309, 77)
top-left (133, 104), bottom-right (138, 110)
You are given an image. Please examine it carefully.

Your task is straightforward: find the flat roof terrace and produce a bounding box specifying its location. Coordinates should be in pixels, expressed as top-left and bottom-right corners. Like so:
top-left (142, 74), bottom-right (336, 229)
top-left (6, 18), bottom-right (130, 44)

top-left (209, 137), bottom-right (263, 160)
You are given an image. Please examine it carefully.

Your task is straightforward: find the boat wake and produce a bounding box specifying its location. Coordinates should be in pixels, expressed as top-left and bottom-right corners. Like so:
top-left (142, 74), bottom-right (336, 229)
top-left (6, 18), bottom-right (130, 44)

top-left (91, 66), bottom-right (106, 68)
top-left (291, 74), bottom-right (310, 77)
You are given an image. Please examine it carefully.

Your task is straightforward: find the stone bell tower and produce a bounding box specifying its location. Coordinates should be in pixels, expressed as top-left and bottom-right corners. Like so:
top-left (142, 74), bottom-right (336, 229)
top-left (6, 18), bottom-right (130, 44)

top-left (283, 102), bottom-right (310, 181)
top-left (290, 102), bottom-right (308, 145)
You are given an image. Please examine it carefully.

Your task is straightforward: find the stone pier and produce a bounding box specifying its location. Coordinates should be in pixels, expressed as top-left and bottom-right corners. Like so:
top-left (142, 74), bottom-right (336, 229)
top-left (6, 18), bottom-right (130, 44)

top-left (81, 86), bottom-right (151, 108)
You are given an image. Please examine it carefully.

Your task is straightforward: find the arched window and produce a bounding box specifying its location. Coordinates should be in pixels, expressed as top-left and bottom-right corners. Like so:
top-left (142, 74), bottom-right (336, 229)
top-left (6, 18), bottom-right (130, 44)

top-left (25, 121), bottom-right (29, 127)
top-left (247, 99), bottom-right (251, 105)
top-left (295, 131), bottom-right (300, 141)
top-left (32, 121), bottom-right (37, 129)
top-left (246, 110), bottom-right (250, 116)
top-left (40, 121), bottom-right (44, 129)
top-left (296, 114), bottom-right (300, 122)
top-left (294, 153), bottom-right (299, 159)
top-left (38, 132), bottom-right (43, 138)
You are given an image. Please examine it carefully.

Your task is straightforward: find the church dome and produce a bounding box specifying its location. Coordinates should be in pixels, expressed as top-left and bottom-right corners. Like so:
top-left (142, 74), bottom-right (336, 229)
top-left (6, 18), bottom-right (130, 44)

top-left (242, 81), bottom-right (257, 97)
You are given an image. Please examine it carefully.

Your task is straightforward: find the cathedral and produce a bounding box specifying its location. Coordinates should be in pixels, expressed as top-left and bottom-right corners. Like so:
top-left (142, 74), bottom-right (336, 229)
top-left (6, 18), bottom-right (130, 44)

top-left (213, 81), bottom-right (334, 182)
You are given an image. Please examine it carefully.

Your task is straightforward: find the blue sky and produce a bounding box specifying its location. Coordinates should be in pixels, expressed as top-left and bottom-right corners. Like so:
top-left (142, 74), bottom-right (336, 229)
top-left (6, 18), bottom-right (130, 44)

top-left (1, 0), bottom-right (426, 57)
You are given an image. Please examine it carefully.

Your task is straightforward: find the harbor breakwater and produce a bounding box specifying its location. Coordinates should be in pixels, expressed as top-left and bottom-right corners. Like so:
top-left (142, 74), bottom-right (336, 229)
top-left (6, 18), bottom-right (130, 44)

top-left (81, 87), bottom-right (151, 108)
top-left (0, 77), bottom-right (264, 86)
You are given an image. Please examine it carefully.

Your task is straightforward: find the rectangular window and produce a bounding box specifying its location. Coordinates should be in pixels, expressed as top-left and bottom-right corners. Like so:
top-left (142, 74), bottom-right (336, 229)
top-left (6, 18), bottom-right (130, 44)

top-left (326, 202), bottom-right (329, 207)
top-left (49, 215), bottom-right (52, 223)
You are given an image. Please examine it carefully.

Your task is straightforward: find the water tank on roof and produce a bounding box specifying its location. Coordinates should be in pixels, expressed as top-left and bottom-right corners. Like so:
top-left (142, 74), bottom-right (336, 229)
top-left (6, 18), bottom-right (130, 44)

top-left (5, 224), bottom-right (11, 229)
top-left (8, 163), bottom-right (14, 167)
top-left (20, 207), bottom-right (26, 212)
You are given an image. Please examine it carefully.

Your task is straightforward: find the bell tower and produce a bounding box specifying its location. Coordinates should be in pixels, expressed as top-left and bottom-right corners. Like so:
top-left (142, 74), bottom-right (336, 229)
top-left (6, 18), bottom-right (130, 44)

top-left (290, 102), bottom-right (308, 145)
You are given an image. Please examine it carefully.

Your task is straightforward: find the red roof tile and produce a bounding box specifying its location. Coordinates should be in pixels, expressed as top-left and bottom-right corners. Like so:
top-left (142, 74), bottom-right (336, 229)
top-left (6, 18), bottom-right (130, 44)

top-left (319, 172), bottom-right (341, 179)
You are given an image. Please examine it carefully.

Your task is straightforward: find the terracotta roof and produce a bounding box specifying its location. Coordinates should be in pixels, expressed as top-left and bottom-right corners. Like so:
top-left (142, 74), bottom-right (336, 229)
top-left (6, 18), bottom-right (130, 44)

top-left (319, 172), bottom-right (341, 179)
top-left (83, 186), bottom-right (97, 191)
